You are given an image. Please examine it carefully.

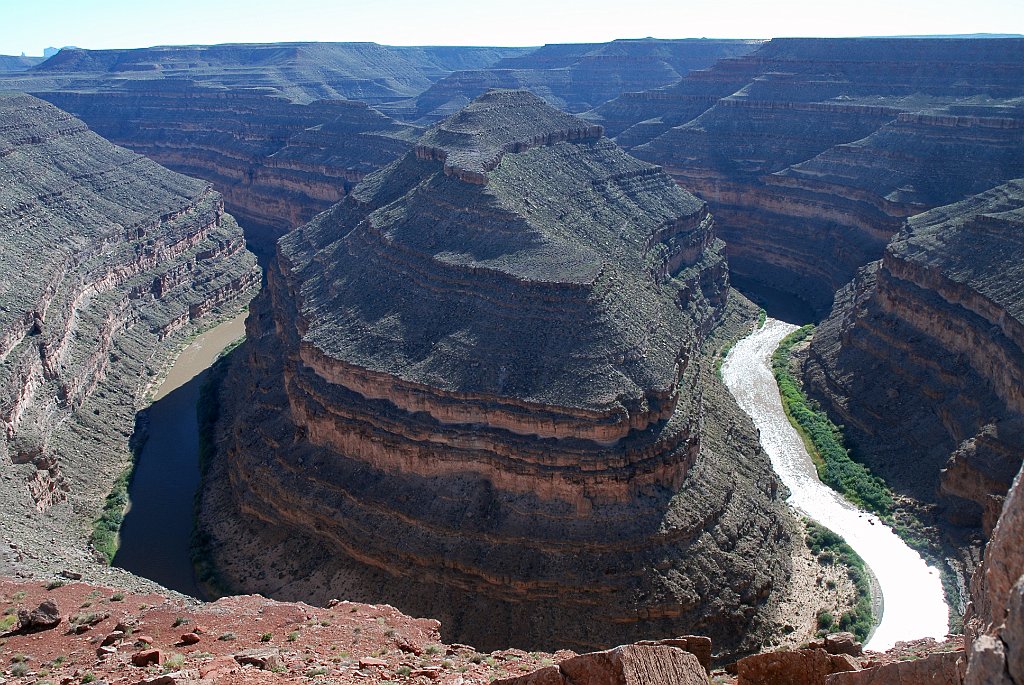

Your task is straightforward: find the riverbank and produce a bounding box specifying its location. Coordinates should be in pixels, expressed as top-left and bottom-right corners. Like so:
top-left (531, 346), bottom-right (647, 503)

top-left (722, 318), bottom-right (948, 651)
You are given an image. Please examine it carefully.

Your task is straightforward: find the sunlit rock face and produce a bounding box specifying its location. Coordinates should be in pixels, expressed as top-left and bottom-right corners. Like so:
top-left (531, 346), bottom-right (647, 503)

top-left (594, 37), bottom-right (1024, 313)
top-left (200, 90), bottom-right (795, 654)
top-left (0, 93), bottom-right (259, 521)
top-left (804, 180), bottom-right (1024, 534)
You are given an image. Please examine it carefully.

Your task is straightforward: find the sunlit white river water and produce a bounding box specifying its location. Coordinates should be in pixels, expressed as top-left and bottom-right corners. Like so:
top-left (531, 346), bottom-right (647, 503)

top-left (722, 318), bottom-right (948, 651)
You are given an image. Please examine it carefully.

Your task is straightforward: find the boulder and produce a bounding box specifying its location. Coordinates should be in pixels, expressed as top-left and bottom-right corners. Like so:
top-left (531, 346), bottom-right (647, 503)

top-left (16, 599), bottom-right (61, 632)
top-left (736, 648), bottom-right (858, 685)
top-left (179, 632), bottom-right (201, 645)
top-left (824, 633), bottom-right (862, 657)
top-left (234, 648), bottom-right (281, 671)
top-left (133, 671), bottom-right (200, 685)
top-left (493, 644), bottom-right (709, 685)
top-left (637, 636), bottom-right (713, 672)
top-left (132, 649), bottom-right (163, 667)
top-left (825, 651), bottom-right (965, 685)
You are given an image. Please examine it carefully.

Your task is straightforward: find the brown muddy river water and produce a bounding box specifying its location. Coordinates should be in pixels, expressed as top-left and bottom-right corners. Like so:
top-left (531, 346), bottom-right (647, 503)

top-left (113, 311), bottom-right (247, 598)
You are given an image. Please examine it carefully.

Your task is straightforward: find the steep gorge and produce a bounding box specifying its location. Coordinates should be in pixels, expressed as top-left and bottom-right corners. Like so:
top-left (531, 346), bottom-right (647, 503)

top-left (198, 91), bottom-right (796, 654)
top-left (804, 180), bottom-right (1024, 538)
top-left (593, 38), bottom-right (1024, 313)
top-left (0, 93), bottom-right (259, 574)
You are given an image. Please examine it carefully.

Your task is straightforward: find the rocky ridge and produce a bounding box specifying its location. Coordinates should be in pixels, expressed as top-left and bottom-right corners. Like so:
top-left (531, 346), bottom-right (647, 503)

top-left (0, 93), bottom-right (259, 581)
top-left (198, 90), bottom-right (796, 654)
top-left (804, 180), bottom-right (1024, 536)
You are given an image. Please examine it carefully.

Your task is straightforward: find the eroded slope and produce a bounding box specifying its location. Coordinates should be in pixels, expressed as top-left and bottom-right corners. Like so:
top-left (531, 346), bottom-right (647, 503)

top-left (200, 90), bottom-right (795, 654)
top-left (0, 93), bottom-right (259, 575)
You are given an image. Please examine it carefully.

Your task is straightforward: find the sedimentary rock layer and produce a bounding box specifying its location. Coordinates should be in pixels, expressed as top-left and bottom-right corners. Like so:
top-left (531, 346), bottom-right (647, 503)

top-left (0, 93), bottom-right (259, 554)
top-left (804, 180), bottom-right (1024, 532)
top-left (37, 84), bottom-right (420, 259)
top-left (381, 39), bottom-right (761, 124)
top-left (3, 43), bottom-right (526, 103)
top-left (596, 37), bottom-right (1024, 312)
top-left (200, 91), bottom-right (795, 653)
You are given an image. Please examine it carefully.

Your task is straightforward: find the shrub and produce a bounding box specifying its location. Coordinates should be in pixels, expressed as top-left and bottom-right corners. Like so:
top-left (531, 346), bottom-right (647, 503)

top-left (772, 326), bottom-right (893, 514)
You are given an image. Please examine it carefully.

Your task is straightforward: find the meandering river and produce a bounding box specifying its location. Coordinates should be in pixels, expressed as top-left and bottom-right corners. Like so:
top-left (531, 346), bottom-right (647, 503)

top-left (722, 318), bottom-right (949, 650)
top-left (113, 311), bottom-right (247, 598)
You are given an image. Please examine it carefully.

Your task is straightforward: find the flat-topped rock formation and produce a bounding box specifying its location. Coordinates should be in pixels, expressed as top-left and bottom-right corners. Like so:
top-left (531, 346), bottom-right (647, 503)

top-left (0, 54), bottom-right (43, 72)
top-left (38, 82), bottom-right (420, 259)
top-left (804, 180), bottom-right (1024, 535)
top-left (0, 93), bottom-right (259, 571)
top-left (4, 43), bottom-right (526, 104)
top-left (199, 90), bottom-right (795, 653)
top-left (591, 37), bottom-right (1024, 313)
top-left (380, 39), bottom-right (761, 124)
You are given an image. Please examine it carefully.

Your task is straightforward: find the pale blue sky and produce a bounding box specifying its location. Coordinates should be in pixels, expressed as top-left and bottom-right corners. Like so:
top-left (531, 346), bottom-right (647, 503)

top-left (3, 0), bottom-right (1022, 56)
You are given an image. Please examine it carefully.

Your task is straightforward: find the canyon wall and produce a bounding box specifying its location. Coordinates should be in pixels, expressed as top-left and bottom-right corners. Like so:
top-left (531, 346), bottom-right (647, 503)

top-left (379, 39), bottom-right (761, 124)
top-left (0, 93), bottom-right (259, 568)
top-left (804, 180), bottom-right (1024, 537)
top-left (199, 91), bottom-right (796, 654)
top-left (593, 38), bottom-right (1024, 314)
top-left (37, 83), bottom-right (420, 259)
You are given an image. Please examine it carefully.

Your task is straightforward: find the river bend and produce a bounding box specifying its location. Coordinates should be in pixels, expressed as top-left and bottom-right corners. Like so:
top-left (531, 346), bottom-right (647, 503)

top-left (722, 318), bottom-right (948, 651)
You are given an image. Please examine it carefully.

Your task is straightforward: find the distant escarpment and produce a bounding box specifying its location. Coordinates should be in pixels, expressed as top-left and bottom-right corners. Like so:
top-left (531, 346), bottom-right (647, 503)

top-left (36, 83), bottom-right (420, 260)
top-left (0, 94), bottom-right (259, 565)
top-left (4, 43), bottom-right (527, 103)
top-left (379, 39), bottom-right (761, 124)
top-left (594, 37), bottom-right (1024, 313)
top-left (804, 180), bottom-right (1024, 537)
top-left (200, 91), bottom-right (795, 653)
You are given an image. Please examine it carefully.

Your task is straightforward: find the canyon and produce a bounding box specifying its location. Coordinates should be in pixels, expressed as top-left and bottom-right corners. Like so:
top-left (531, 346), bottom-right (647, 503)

top-left (0, 35), bottom-right (1021, 682)
top-left (0, 92), bottom-right (259, 583)
top-left (197, 89), bottom-right (796, 654)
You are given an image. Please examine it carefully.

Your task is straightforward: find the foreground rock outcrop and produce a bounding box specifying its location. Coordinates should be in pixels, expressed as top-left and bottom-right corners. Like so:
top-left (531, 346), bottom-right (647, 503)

top-left (964, 460), bottom-right (1024, 685)
top-left (805, 180), bottom-right (1024, 536)
top-left (0, 93), bottom-right (259, 576)
top-left (199, 90), bottom-right (795, 653)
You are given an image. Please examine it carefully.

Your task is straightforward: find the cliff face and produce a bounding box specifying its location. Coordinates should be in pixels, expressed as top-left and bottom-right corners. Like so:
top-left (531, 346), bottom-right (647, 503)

top-left (596, 37), bottom-right (1024, 313)
top-left (964, 460), bottom-right (1024, 685)
top-left (804, 180), bottom-right (1024, 534)
top-left (0, 93), bottom-right (259, 557)
top-left (380, 39), bottom-right (761, 124)
top-left (36, 84), bottom-right (420, 260)
top-left (200, 90), bottom-right (795, 654)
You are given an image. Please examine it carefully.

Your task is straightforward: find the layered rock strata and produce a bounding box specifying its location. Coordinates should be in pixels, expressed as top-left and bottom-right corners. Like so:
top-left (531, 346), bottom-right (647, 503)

top-left (380, 39), bottom-right (761, 124)
top-left (804, 180), bottom-right (1024, 533)
top-left (37, 83), bottom-right (420, 259)
top-left (593, 38), bottom-right (1024, 312)
top-left (200, 90), bottom-right (795, 653)
top-left (2, 43), bottom-right (526, 104)
top-left (0, 94), bottom-right (259, 560)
